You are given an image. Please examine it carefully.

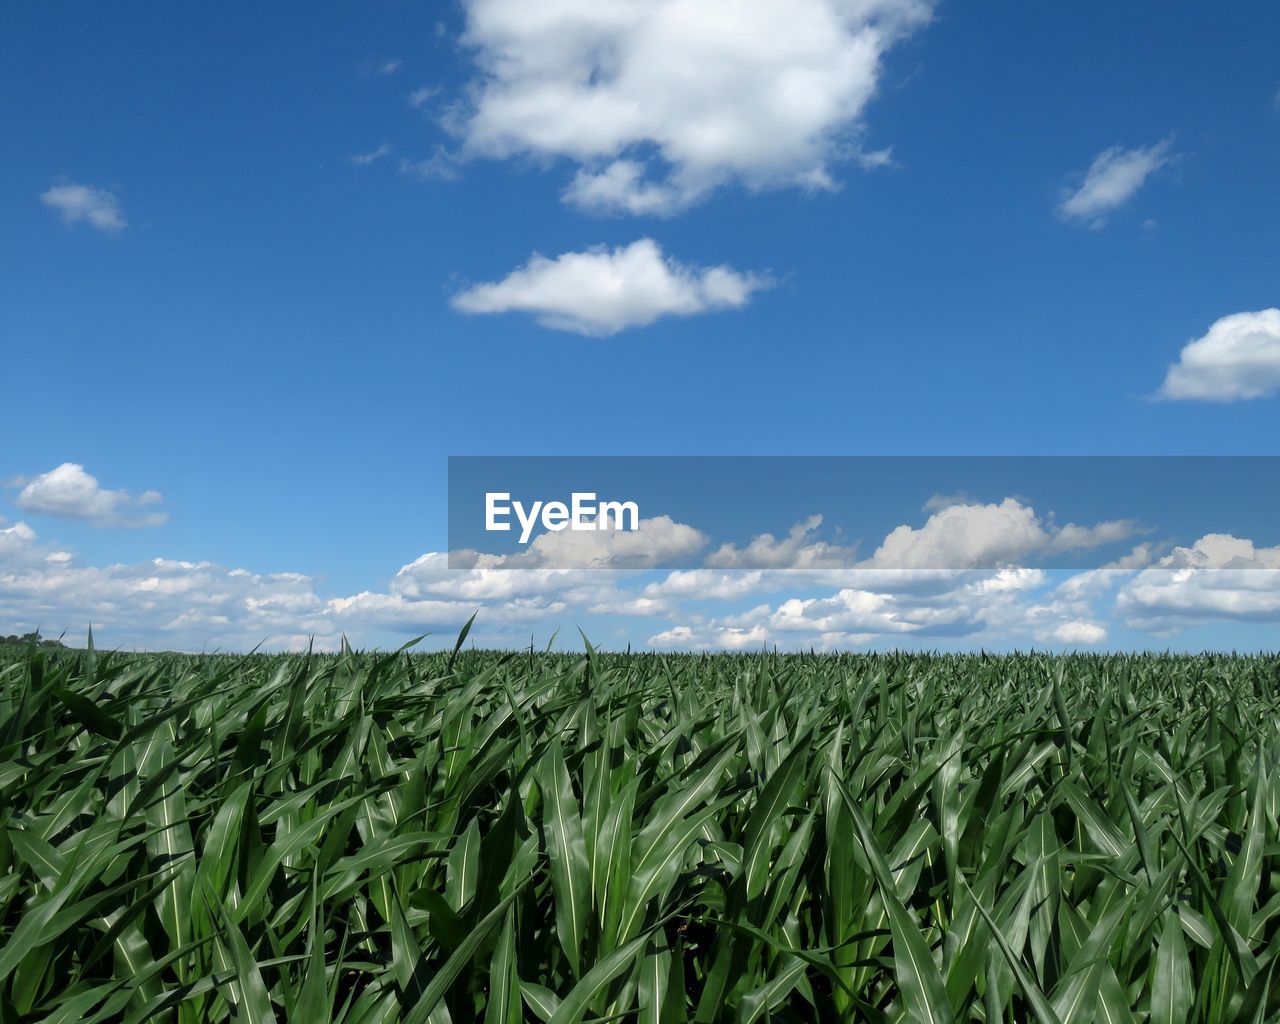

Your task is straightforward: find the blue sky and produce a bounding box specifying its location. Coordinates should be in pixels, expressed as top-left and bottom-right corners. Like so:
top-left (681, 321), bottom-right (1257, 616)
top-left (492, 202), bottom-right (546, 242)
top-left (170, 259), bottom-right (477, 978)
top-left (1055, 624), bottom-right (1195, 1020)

top-left (3, 1), bottom-right (1279, 652)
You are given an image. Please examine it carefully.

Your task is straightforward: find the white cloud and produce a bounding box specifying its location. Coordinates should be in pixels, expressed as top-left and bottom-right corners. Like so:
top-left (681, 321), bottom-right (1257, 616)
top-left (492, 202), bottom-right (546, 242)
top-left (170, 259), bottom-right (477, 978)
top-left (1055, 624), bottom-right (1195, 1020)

top-left (1058, 140), bottom-right (1171, 228)
top-left (0, 520), bottom-right (324, 648)
top-left (408, 86), bottom-right (441, 108)
top-left (378, 58), bottom-right (403, 75)
top-left (0, 521), bottom-right (39, 562)
top-left (329, 589), bottom-right (563, 634)
top-left (0, 528), bottom-right (559, 652)
top-left (769, 588), bottom-right (912, 636)
top-left (1054, 545), bottom-right (1155, 599)
top-left (325, 513), bottom-right (707, 636)
top-left (1159, 309), bottom-right (1280, 401)
top-left (40, 182), bottom-right (126, 233)
top-left (515, 513), bottom-right (706, 568)
top-left (14, 463), bottom-right (167, 528)
top-left (399, 149), bottom-right (462, 181)
top-left (392, 553), bottom-right (578, 601)
top-left (1117, 534), bottom-right (1280, 628)
top-left (587, 593), bottom-right (676, 617)
top-left (632, 503), bottom-right (1142, 649)
top-left (644, 569), bottom-right (769, 601)
top-left (1044, 520), bottom-right (1140, 554)
top-left (453, 0), bottom-right (933, 214)
top-left (0, 511), bottom-right (1091, 653)
top-left (705, 514), bottom-right (859, 569)
top-left (563, 161), bottom-right (686, 217)
top-left (4, 492), bottom-right (1265, 653)
top-left (865, 498), bottom-right (1135, 570)
top-left (639, 504), bottom-right (1136, 605)
top-left (1050, 620), bottom-right (1106, 645)
top-left (451, 238), bottom-right (770, 335)
top-left (442, 512), bottom-right (706, 574)
top-left (647, 622), bottom-right (769, 651)
top-left (646, 563), bottom-right (1092, 651)
top-left (352, 143), bottom-right (392, 165)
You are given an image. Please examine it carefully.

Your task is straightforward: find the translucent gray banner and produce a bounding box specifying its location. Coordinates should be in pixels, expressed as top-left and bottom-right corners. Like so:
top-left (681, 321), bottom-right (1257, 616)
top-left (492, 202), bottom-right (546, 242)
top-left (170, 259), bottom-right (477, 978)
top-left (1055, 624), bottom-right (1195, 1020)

top-left (447, 456), bottom-right (1279, 572)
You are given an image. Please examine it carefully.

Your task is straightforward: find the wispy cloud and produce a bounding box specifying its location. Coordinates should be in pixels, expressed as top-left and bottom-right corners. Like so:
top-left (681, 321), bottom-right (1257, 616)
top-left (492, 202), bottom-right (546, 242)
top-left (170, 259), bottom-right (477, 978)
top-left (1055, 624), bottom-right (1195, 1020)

top-left (351, 143), bottom-right (392, 165)
top-left (407, 86), bottom-right (440, 109)
top-left (358, 57), bottom-right (403, 77)
top-left (1058, 140), bottom-right (1172, 228)
top-left (398, 149), bottom-right (461, 181)
top-left (40, 182), bottom-right (126, 233)
top-left (451, 238), bottom-right (772, 336)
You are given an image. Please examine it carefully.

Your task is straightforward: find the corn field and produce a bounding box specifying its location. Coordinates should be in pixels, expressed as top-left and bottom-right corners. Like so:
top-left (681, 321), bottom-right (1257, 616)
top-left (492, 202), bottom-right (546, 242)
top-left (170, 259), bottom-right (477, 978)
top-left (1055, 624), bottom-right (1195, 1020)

top-left (2, 631), bottom-right (1280, 1023)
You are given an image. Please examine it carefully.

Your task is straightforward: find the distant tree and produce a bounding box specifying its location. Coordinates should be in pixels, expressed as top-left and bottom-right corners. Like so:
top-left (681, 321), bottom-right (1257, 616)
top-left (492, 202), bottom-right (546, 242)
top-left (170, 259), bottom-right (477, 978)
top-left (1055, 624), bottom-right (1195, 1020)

top-left (1, 631), bottom-right (65, 648)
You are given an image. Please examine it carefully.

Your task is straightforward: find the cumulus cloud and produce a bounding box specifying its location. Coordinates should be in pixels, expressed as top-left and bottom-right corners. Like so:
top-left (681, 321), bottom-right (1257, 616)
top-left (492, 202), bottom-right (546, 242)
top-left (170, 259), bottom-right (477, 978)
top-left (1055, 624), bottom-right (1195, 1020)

top-left (865, 498), bottom-right (1135, 570)
top-left (1159, 309), bottom-right (1280, 401)
top-left (0, 521), bottom-right (333, 651)
top-left (1050, 621), bottom-right (1107, 645)
top-left (0, 524), bottom-right (563, 652)
top-left (451, 238), bottom-right (770, 335)
top-left (648, 623), bottom-right (769, 652)
top-left (453, 0), bottom-right (933, 214)
top-left (0, 519), bottom-right (1103, 654)
top-left (644, 569), bottom-right (770, 602)
top-left (645, 563), bottom-right (1099, 652)
top-left (637, 503), bottom-right (1140, 649)
top-left (40, 182), bottom-right (126, 233)
top-left (0, 521), bottom-right (39, 562)
top-left (14, 463), bottom-right (167, 528)
top-left (638, 503), bottom-right (1136, 607)
top-left (3, 489), bottom-right (1265, 653)
top-left (1117, 534), bottom-right (1280, 629)
top-left (515, 514), bottom-right (707, 568)
top-left (447, 513), bottom-right (707, 573)
top-left (1058, 140), bottom-right (1171, 228)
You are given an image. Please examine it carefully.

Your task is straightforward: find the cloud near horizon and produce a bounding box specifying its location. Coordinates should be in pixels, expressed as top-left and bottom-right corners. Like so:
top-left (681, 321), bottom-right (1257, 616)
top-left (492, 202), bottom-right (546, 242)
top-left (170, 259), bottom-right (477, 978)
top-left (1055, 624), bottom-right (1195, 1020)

top-left (1117, 534), bottom-right (1280, 630)
top-left (3, 492), bottom-right (1270, 653)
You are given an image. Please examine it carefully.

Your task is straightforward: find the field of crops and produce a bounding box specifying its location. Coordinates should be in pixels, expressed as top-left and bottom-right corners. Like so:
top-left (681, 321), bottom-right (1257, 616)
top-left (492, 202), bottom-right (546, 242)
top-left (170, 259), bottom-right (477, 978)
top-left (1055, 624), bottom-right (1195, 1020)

top-left (2, 633), bottom-right (1279, 1023)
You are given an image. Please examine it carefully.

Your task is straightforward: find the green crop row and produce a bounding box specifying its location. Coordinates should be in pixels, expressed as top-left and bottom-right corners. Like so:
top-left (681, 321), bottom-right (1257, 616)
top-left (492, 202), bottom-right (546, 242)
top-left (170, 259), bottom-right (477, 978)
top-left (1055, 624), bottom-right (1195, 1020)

top-left (2, 630), bottom-right (1279, 1022)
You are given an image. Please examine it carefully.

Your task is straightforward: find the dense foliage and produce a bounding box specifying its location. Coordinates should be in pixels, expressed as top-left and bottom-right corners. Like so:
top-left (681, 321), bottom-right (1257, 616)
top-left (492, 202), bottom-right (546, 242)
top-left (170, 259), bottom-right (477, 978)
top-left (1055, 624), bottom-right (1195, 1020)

top-left (2, 633), bottom-right (1279, 1022)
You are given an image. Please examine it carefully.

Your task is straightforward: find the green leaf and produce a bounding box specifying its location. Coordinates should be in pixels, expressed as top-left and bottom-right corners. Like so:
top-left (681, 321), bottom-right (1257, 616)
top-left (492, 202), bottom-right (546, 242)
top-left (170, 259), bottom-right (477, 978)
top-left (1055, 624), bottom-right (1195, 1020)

top-left (1150, 909), bottom-right (1192, 1024)
top-left (832, 773), bottom-right (954, 1024)
top-left (539, 740), bottom-right (590, 976)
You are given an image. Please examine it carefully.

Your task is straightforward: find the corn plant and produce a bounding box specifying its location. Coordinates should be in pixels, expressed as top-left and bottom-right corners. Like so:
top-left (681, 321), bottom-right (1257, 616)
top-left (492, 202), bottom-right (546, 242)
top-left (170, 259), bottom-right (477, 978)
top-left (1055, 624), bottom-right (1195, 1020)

top-left (1, 631), bottom-right (1279, 1022)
